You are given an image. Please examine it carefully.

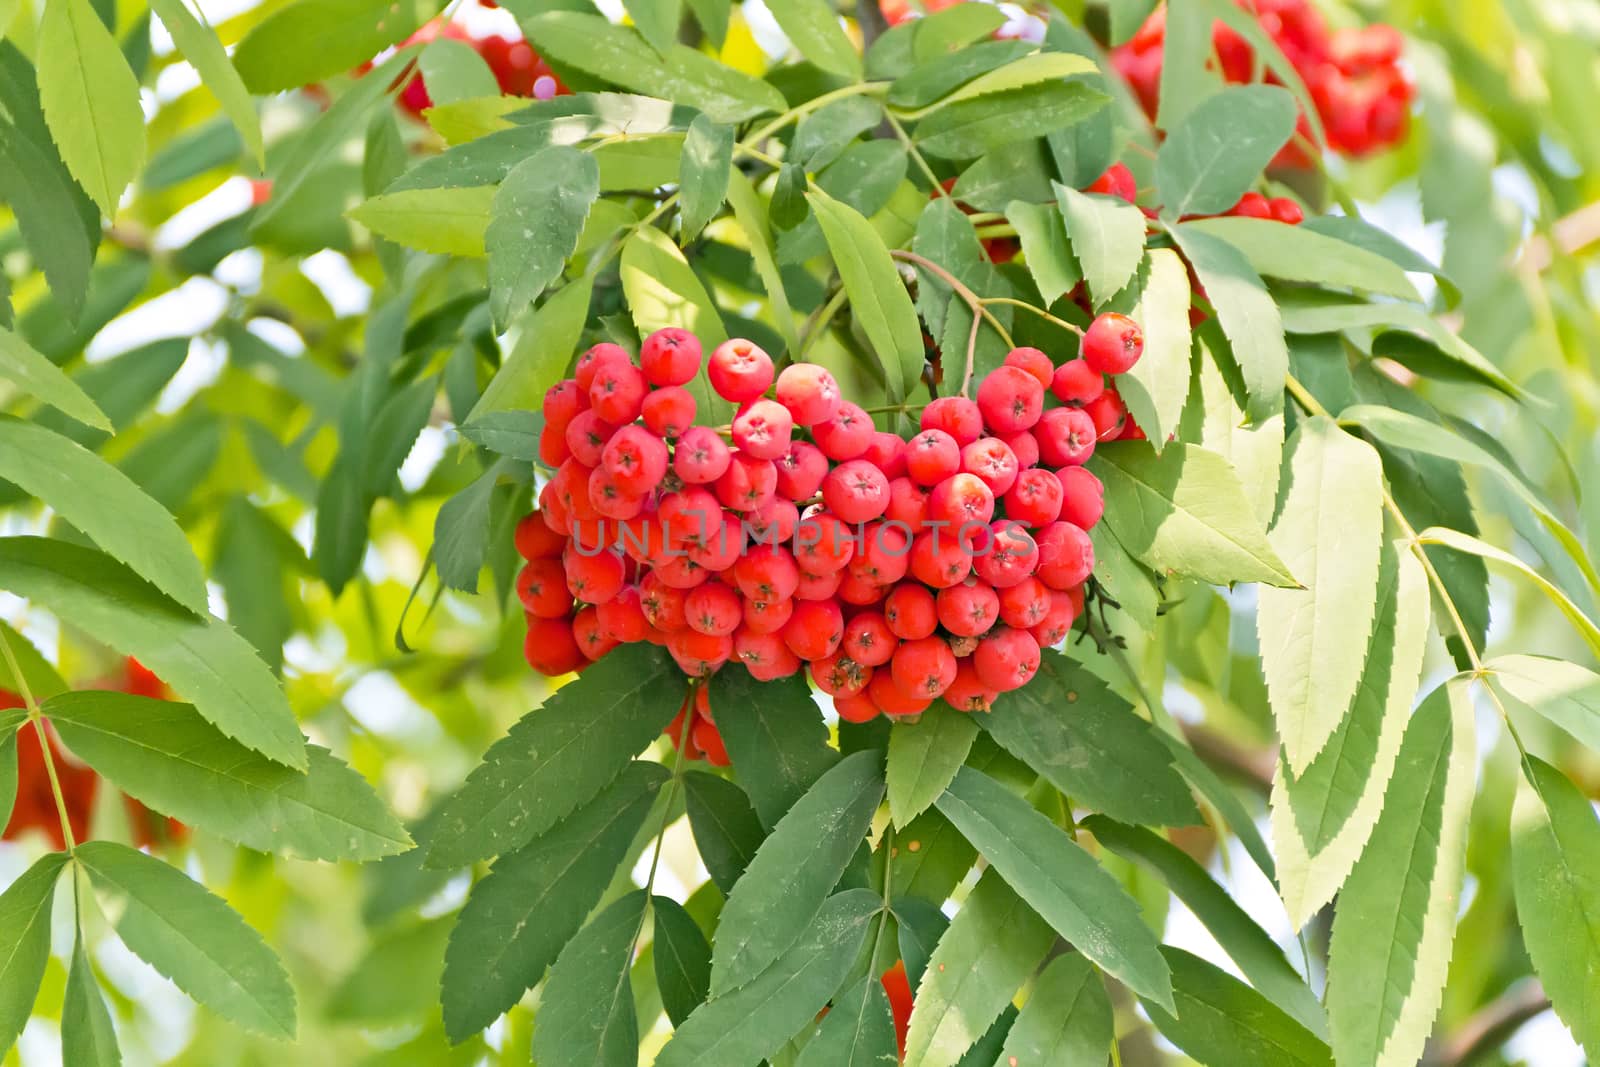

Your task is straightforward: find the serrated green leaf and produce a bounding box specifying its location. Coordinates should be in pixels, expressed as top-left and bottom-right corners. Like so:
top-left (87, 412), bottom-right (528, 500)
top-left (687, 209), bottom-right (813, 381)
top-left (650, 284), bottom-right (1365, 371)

top-left (442, 763), bottom-right (666, 1041)
top-left (726, 171), bottom-right (802, 356)
top-left (426, 644), bottom-right (681, 867)
top-left (0, 324), bottom-right (111, 432)
top-left (1272, 540), bottom-right (1430, 927)
top-left (1090, 441), bottom-right (1297, 587)
top-left (148, 0), bottom-right (262, 168)
top-left (710, 669), bottom-right (840, 826)
top-left (530, 890), bottom-right (645, 1067)
top-left (1145, 948), bottom-right (1333, 1067)
top-left (768, 0), bottom-right (861, 79)
top-left (886, 703), bottom-right (978, 827)
top-left (63, 938), bottom-right (121, 1067)
top-left (887, 39), bottom-right (1034, 111)
top-left (710, 749), bottom-right (884, 995)
top-left (1258, 416), bottom-right (1385, 773)
top-left (457, 412), bottom-right (539, 460)
top-left (433, 462), bottom-right (502, 592)
top-left (328, 918), bottom-right (451, 1024)
top-left (1198, 0), bottom-right (1324, 145)
top-left (657, 890), bottom-right (881, 1066)
top-left (349, 186), bottom-right (495, 256)
top-left (1171, 223), bottom-right (1288, 423)
top-left (950, 142), bottom-right (1055, 213)
top-left (37, 0), bottom-right (145, 216)
top-left (994, 953), bottom-right (1112, 1067)
top-left (469, 275), bottom-right (594, 421)
top-left (1511, 756), bottom-right (1600, 1057)
top-left (808, 186), bottom-right (923, 402)
top-left (0, 537), bottom-right (305, 770)
top-left (795, 973), bottom-right (898, 1067)
top-left (903, 869), bottom-right (1052, 1067)
top-left (212, 498), bottom-right (297, 672)
top-left (1155, 85), bottom-right (1296, 218)
top-left (0, 852), bottom-right (68, 1057)
top-left (937, 51), bottom-right (1097, 111)
top-left (1055, 183), bottom-right (1144, 306)
top-left (1155, 0), bottom-right (1220, 128)
top-left (653, 896), bottom-right (712, 1027)
top-left (1326, 678), bottom-right (1476, 1067)
top-left (0, 731), bottom-right (15, 833)
top-left (910, 3), bottom-right (1007, 63)
top-left (683, 770), bottom-right (766, 893)
top-left (982, 650), bottom-right (1199, 826)
top-left (1488, 655), bottom-right (1600, 752)
top-left (1004, 200), bottom-right (1079, 306)
top-left (488, 146), bottom-right (598, 327)
top-left (78, 841), bottom-right (297, 1038)
top-left (791, 95), bottom-right (883, 171)
top-left (935, 766), bottom-right (1173, 1010)
top-left (1181, 217), bottom-right (1420, 302)
top-left (1113, 248), bottom-right (1191, 450)
top-left (620, 224), bottom-right (732, 424)
top-left (0, 416), bottom-right (209, 614)
top-left (419, 37), bottom-right (499, 105)
top-left (232, 0), bottom-right (427, 93)
top-left (914, 80), bottom-right (1109, 159)
top-left (1189, 338), bottom-right (1284, 523)
top-left (1086, 816), bottom-right (1325, 1036)
top-left (43, 691), bottom-right (410, 861)
top-left (679, 114), bottom-right (733, 242)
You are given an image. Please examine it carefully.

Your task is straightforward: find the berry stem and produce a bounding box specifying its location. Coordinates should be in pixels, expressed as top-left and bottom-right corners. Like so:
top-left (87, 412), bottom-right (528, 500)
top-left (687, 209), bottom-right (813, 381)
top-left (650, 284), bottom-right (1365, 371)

top-left (888, 249), bottom-right (1015, 393)
top-left (884, 111), bottom-right (951, 203)
top-left (978, 296), bottom-right (1085, 338)
top-left (0, 627), bottom-right (77, 853)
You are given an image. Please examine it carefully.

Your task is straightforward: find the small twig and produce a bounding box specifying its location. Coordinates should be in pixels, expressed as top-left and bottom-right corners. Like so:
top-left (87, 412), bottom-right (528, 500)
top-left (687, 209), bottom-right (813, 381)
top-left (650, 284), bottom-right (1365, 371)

top-left (1425, 980), bottom-right (1550, 1067)
top-left (980, 296), bottom-right (1084, 337)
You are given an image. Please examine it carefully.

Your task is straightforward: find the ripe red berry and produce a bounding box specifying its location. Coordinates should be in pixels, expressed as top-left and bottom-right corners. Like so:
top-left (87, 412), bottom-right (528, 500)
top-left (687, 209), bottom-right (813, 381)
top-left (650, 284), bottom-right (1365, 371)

top-left (1035, 521), bottom-right (1096, 589)
top-left (515, 512), bottom-right (565, 560)
top-left (782, 599), bottom-right (844, 660)
top-left (640, 571), bottom-right (688, 631)
top-left (668, 628), bottom-right (733, 677)
top-left (973, 626), bottom-right (1041, 692)
top-left (1035, 407), bottom-right (1098, 467)
top-left (812, 401), bottom-right (874, 461)
top-left (641, 386), bottom-right (696, 439)
top-left (811, 651), bottom-right (871, 697)
top-left (596, 585), bottom-right (648, 643)
top-left (741, 595), bottom-right (794, 635)
top-left (524, 615), bottom-right (586, 675)
top-left (928, 472), bottom-right (995, 528)
top-left (1056, 466), bottom-right (1105, 529)
top-left (1269, 197), bottom-right (1304, 225)
top-left (852, 521), bottom-right (911, 586)
top-left (960, 438), bottom-right (1019, 497)
top-left (590, 360), bottom-right (647, 424)
top-left (834, 692), bottom-right (880, 723)
top-left (868, 670), bottom-right (931, 718)
top-left (735, 627), bottom-right (801, 680)
top-left (823, 460), bottom-right (891, 524)
top-left (640, 328), bottom-right (702, 387)
top-left (517, 559), bottom-right (571, 617)
top-left (1005, 468), bottom-right (1064, 528)
top-left (603, 425), bottom-right (669, 495)
top-left (1082, 312), bottom-right (1144, 375)
top-left (1002, 430), bottom-right (1039, 470)
top-left (1031, 589), bottom-right (1079, 646)
top-left (1003, 347), bottom-right (1054, 389)
top-left (565, 547), bottom-right (626, 604)
top-left (976, 365), bottom-right (1044, 433)
top-left (863, 432), bottom-right (907, 480)
top-left (774, 363), bottom-right (842, 426)
top-left (686, 582), bottom-right (742, 636)
top-left (748, 498), bottom-right (799, 545)
top-left (795, 568), bottom-right (843, 602)
top-left (564, 410), bottom-right (616, 467)
top-left (1050, 359), bottom-right (1105, 407)
top-left (575, 343), bottom-right (630, 392)
top-left (843, 611), bottom-right (897, 666)
top-left (906, 429), bottom-right (962, 487)
top-left (692, 716), bottom-right (730, 766)
top-left (972, 521), bottom-right (1039, 588)
top-left (937, 580), bottom-right (1000, 637)
top-left (909, 529), bottom-right (973, 588)
top-left (891, 636), bottom-right (958, 699)
top-left (572, 605), bottom-right (618, 661)
top-left (544, 378), bottom-right (587, 425)
top-left (885, 477), bottom-right (929, 528)
top-left (1228, 191), bottom-right (1274, 219)
top-left (921, 396), bottom-right (983, 445)
top-left (794, 514), bottom-right (856, 574)
top-left (997, 575), bottom-right (1052, 629)
top-left (943, 660), bottom-right (998, 712)
top-left (732, 399), bottom-right (795, 460)
top-left (588, 467), bottom-right (646, 520)
top-left (716, 453), bottom-right (777, 512)
top-left (884, 583), bottom-right (938, 640)
top-left (1086, 162), bottom-right (1137, 203)
top-left (1082, 387), bottom-right (1129, 441)
top-left (733, 545), bottom-right (800, 602)
top-left (708, 339), bottom-right (775, 403)
top-left (674, 425), bottom-right (732, 484)
top-left (775, 441), bottom-right (829, 501)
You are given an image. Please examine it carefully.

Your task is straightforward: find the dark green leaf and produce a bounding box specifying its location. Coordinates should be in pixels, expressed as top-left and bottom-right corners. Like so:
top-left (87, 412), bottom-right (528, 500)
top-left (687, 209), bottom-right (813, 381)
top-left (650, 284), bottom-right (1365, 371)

top-left (935, 766), bottom-right (1173, 1011)
top-left (530, 891), bottom-right (647, 1067)
top-left (0, 325), bottom-right (111, 432)
top-left (233, 0), bottom-right (428, 93)
top-left (419, 37), bottom-right (500, 105)
top-left (489, 146), bottom-right (599, 327)
top-left (683, 769), bottom-right (766, 894)
top-left (623, 0), bottom-right (682, 53)
top-left (433, 460), bottom-right (505, 593)
top-left (441, 762), bottom-right (667, 1041)
top-left (212, 498), bottom-right (298, 672)
top-left (710, 749), bottom-right (885, 995)
top-left (470, 276), bottom-right (595, 420)
top-left (914, 81), bottom-right (1109, 159)
top-left (1181, 217), bottom-right (1420, 302)
top-left (1171, 223), bottom-right (1288, 423)
top-left (652, 896), bottom-right (712, 1027)
top-left (63, 939), bottom-right (121, 1067)
top-left (148, 0), bottom-right (263, 166)
top-left (886, 702), bottom-right (978, 827)
top-left (1005, 200), bottom-right (1079, 306)
top-left (0, 853), bottom-right (68, 1057)
top-left (996, 953), bottom-right (1112, 1066)
top-left (791, 96), bottom-right (883, 170)
top-left (767, 0), bottom-right (861, 79)
top-left (679, 115), bottom-right (733, 242)
top-left (710, 667), bottom-right (839, 826)
top-left (1145, 948), bottom-right (1333, 1067)
top-left (796, 974), bottom-right (898, 1067)
top-left (887, 39), bottom-right (1034, 110)
top-left (1155, 84), bottom-right (1297, 218)
top-left (426, 643), bottom-right (682, 867)
top-left (37, 0), bottom-right (145, 215)
top-left (78, 841), bottom-right (297, 1038)
top-left (44, 691), bottom-right (411, 861)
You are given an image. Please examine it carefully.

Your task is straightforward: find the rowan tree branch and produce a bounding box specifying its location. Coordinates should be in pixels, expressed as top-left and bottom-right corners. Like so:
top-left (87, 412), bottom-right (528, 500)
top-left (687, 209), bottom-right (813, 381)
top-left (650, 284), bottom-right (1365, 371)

top-left (1424, 979), bottom-right (1551, 1067)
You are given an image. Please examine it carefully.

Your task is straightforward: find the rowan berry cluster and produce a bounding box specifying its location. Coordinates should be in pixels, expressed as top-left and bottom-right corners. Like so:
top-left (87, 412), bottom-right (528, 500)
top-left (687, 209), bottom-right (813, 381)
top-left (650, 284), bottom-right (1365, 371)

top-left (350, 15), bottom-right (569, 118)
top-left (514, 314), bottom-right (1145, 756)
top-left (1113, 0), bottom-right (1413, 163)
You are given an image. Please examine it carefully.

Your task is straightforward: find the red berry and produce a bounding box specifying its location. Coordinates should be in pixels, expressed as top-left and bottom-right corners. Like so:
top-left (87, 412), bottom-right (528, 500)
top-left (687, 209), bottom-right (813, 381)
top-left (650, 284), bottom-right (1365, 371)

top-left (596, 585), bottom-right (648, 643)
top-left (640, 328), bottom-right (702, 387)
top-left (564, 410), bottom-right (616, 467)
top-left (1056, 466), bottom-right (1105, 529)
top-left (960, 438), bottom-right (1019, 498)
top-left (1050, 359), bottom-right (1105, 406)
top-left (1004, 468), bottom-right (1064, 528)
top-left (973, 626), bottom-right (1041, 691)
top-left (1035, 521), bottom-right (1096, 589)
top-left (708, 338), bottom-right (774, 403)
top-left (668, 629), bottom-right (732, 677)
top-left (692, 717), bottom-right (730, 766)
top-left (735, 627), bottom-right (800, 680)
top-left (575, 343), bottom-right (630, 392)
top-left (795, 568), bottom-right (843, 602)
top-left (640, 571), bottom-right (688, 631)
top-left (732, 399), bottom-right (795, 460)
top-left (1003, 346), bottom-right (1054, 389)
top-left (811, 651), bottom-right (871, 697)
top-left (976, 365), bottom-right (1044, 433)
top-left (937, 580), bottom-right (1000, 637)
top-left (906, 429), bottom-right (962, 487)
top-left (1002, 430), bottom-right (1039, 470)
top-left (1228, 191), bottom-right (1273, 219)
top-left (544, 378), bottom-right (587, 425)
top-left (782, 599), bottom-right (844, 660)
top-left (659, 487), bottom-right (719, 542)
top-left (686, 514), bottom-right (742, 572)
top-left (972, 521), bottom-right (1039, 588)
top-left (564, 547), bottom-right (626, 604)
top-left (843, 611), bottom-right (897, 667)
top-left (868, 671), bottom-right (931, 718)
top-left (590, 361), bottom-right (647, 424)
top-left (1035, 408), bottom-right (1098, 467)
top-left (733, 545), bottom-right (800, 602)
top-left (834, 693), bottom-right (880, 723)
top-left (943, 660), bottom-right (998, 712)
top-left (909, 529), bottom-right (973, 589)
top-left (774, 364), bottom-right (841, 426)
top-left (517, 559), bottom-right (571, 617)
top-left (674, 425), bottom-right (732, 484)
top-left (716, 453), bottom-right (777, 512)
top-left (641, 386), bottom-right (696, 439)
top-left (891, 637), bottom-right (958, 699)
top-left (603, 425), bottom-right (669, 495)
top-left (863, 432), bottom-right (907, 480)
top-left (794, 514), bottom-right (856, 574)
top-left (921, 397), bottom-right (983, 445)
top-left (812, 401), bottom-right (874, 461)
top-left (686, 582), bottom-right (742, 636)
top-left (1082, 313), bottom-right (1144, 376)
top-left (741, 595), bottom-right (794, 635)
top-left (747, 498), bottom-right (799, 546)
top-left (524, 615), bottom-right (586, 675)
top-left (997, 576), bottom-right (1052, 629)
top-left (886, 478), bottom-right (929, 528)
top-left (776, 441), bottom-right (829, 501)
top-left (928, 473), bottom-right (995, 528)
top-left (1269, 197), bottom-right (1304, 225)
top-left (884, 583), bottom-right (938, 640)
top-left (1082, 388), bottom-right (1129, 441)
top-left (1031, 588), bottom-right (1079, 646)
top-left (572, 605), bottom-right (618, 661)
top-left (588, 467), bottom-right (646, 520)
top-left (852, 521), bottom-right (912, 586)
top-left (1086, 163), bottom-right (1137, 203)
top-left (823, 459), bottom-right (891, 524)
top-left (515, 512), bottom-right (565, 560)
